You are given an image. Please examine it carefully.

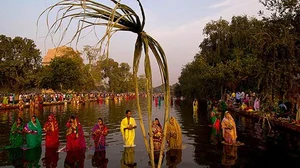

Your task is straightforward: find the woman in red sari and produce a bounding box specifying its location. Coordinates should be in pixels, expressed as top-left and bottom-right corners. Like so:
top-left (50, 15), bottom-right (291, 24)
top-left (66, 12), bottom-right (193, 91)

top-left (66, 115), bottom-right (86, 151)
top-left (43, 114), bottom-right (59, 147)
top-left (92, 118), bottom-right (108, 151)
top-left (152, 118), bottom-right (162, 151)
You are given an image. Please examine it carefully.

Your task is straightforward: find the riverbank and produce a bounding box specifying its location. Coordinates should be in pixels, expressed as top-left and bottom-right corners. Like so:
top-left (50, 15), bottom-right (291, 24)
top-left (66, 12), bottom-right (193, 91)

top-left (0, 99), bottom-right (99, 111)
top-left (228, 106), bottom-right (300, 133)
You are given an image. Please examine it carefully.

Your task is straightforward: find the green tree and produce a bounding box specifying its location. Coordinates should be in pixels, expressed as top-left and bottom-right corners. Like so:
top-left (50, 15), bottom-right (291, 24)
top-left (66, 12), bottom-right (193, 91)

top-left (179, 16), bottom-right (263, 100)
top-left (83, 45), bottom-right (103, 72)
top-left (0, 35), bottom-right (42, 91)
top-left (41, 57), bottom-right (82, 91)
top-left (138, 74), bottom-right (147, 92)
top-left (98, 58), bottom-right (133, 93)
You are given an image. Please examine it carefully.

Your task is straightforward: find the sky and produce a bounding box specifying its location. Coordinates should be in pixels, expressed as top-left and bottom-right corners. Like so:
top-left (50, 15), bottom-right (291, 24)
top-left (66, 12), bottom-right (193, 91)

top-left (0, 0), bottom-right (265, 87)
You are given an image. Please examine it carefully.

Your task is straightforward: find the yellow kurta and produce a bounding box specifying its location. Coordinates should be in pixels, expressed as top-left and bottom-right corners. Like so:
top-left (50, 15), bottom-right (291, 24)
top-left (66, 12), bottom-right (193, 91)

top-left (120, 117), bottom-right (136, 147)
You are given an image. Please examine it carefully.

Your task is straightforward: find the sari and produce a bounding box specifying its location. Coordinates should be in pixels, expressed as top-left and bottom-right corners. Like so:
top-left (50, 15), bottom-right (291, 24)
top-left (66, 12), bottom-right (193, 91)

top-left (24, 117), bottom-right (42, 149)
top-left (120, 117), bottom-right (137, 147)
top-left (210, 108), bottom-right (221, 136)
top-left (151, 120), bottom-right (162, 151)
top-left (43, 114), bottom-right (59, 147)
top-left (92, 123), bottom-right (108, 151)
top-left (9, 121), bottom-right (24, 148)
top-left (2, 96), bottom-right (8, 105)
top-left (254, 98), bottom-right (260, 111)
top-left (66, 117), bottom-right (86, 151)
top-left (221, 112), bottom-right (237, 144)
top-left (193, 99), bottom-right (198, 112)
top-left (166, 117), bottom-right (182, 149)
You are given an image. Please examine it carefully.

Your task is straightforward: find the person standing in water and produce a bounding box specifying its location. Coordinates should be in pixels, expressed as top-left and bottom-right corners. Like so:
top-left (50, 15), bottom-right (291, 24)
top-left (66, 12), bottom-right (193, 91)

top-left (66, 115), bottom-right (86, 151)
top-left (193, 98), bottom-right (198, 112)
top-left (221, 111), bottom-right (237, 145)
top-left (43, 114), bottom-right (59, 148)
top-left (23, 115), bottom-right (42, 149)
top-left (8, 118), bottom-right (24, 148)
top-left (166, 117), bottom-right (182, 149)
top-left (92, 117), bottom-right (108, 151)
top-left (120, 110), bottom-right (137, 147)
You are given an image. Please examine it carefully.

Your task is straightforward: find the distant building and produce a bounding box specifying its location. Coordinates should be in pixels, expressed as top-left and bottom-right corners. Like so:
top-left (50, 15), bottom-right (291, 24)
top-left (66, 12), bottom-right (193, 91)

top-left (42, 46), bottom-right (79, 66)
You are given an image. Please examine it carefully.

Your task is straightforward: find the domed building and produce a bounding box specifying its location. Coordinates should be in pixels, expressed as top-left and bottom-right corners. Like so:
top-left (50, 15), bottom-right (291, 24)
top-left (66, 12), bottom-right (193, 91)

top-left (42, 46), bottom-right (80, 66)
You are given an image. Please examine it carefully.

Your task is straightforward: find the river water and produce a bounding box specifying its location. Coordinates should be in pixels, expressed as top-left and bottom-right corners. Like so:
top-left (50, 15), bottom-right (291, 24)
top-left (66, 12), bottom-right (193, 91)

top-left (0, 98), bottom-right (299, 167)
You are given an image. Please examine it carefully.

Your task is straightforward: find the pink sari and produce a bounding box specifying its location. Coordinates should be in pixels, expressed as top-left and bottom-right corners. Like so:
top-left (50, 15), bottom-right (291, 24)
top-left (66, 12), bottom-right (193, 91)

top-left (66, 117), bottom-right (86, 151)
top-left (92, 124), bottom-right (108, 151)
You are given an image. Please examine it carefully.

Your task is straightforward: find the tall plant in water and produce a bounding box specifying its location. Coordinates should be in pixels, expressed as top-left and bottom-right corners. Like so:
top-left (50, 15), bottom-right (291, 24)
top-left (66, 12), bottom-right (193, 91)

top-left (40, 0), bottom-right (170, 167)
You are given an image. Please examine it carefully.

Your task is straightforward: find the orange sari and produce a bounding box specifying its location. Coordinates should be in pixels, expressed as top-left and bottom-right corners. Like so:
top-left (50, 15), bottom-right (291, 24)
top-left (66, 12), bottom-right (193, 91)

top-left (221, 112), bottom-right (237, 144)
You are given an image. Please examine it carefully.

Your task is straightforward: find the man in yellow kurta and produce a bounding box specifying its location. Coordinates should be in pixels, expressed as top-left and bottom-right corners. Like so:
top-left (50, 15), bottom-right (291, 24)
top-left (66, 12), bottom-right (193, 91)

top-left (120, 110), bottom-right (137, 147)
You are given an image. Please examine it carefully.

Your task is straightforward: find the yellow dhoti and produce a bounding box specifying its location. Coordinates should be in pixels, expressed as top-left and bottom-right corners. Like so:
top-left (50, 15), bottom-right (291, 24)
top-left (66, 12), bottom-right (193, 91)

top-left (120, 117), bottom-right (136, 147)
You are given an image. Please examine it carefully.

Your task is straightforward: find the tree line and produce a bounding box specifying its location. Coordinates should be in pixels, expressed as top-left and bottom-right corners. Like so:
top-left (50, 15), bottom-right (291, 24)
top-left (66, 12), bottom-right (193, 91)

top-left (175, 0), bottom-right (299, 107)
top-left (0, 37), bottom-right (147, 93)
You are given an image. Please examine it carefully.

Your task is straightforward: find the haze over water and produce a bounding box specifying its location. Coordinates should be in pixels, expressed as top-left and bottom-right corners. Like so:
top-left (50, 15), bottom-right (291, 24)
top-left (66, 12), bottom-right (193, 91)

top-left (0, 98), bottom-right (299, 167)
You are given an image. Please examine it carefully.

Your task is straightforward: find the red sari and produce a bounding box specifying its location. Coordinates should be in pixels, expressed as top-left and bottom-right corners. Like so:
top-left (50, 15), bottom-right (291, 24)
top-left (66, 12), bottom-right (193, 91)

top-left (66, 117), bottom-right (86, 151)
top-left (43, 114), bottom-right (59, 147)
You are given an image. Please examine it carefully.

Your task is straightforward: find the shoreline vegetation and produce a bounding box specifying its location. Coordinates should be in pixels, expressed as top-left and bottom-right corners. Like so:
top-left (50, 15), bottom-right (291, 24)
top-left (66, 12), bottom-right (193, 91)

top-left (228, 106), bottom-right (300, 133)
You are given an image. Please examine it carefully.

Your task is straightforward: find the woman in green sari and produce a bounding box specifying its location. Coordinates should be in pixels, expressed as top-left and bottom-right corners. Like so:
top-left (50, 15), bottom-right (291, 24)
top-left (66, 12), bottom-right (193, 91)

top-left (210, 106), bottom-right (221, 144)
top-left (23, 115), bottom-right (42, 149)
top-left (9, 118), bottom-right (24, 148)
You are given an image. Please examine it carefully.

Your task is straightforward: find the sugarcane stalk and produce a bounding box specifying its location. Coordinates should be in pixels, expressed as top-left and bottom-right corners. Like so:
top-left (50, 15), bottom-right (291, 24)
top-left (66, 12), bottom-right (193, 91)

top-left (144, 38), bottom-right (155, 167)
top-left (133, 64), bottom-right (150, 155)
top-left (157, 83), bottom-right (170, 168)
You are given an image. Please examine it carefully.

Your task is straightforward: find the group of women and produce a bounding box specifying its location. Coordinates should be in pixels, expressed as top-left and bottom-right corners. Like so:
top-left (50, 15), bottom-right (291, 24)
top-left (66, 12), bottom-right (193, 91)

top-left (8, 114), bottom-right (183, 152)
top-left (8, 114), bottom-right (107, 152)
top-left (152, 117), bottom-right (183, 151)
top-left (210, 107), bottom-right (239, 145)
top-left (9, 115), bottom-right (43, 149)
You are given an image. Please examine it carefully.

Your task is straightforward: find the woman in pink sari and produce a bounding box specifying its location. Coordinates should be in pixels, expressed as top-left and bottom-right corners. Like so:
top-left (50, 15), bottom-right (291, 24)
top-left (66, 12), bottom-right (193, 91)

top-left (66, 115), bottom-right (86, 151)
top-left (43, 114), bottom-right (59, 147)
top-left (221, 111), bottom-right (237, 144)
top-left (92, 118), bottom-right (108, 151)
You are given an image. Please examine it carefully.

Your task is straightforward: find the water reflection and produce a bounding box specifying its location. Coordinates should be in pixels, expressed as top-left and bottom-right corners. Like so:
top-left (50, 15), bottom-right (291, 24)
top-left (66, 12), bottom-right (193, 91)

top-left (120, 147), bottom-right (137, 168)
top-left (193, 109), bottom-right (198, 123)
top-left (166, 149), bottom-right (182, 168)
top-left (92, 150), bottom-right (108, 168)
top-left (0, 99), bottom-right (300, 167)
top-left (64, 149), bottom-right (86, 168)
top-left (8, 148), bottom-right (23, 167)
top-left (148, 151), bottom-right (165, 168)
top-left (221, 145), bottom-right (238, 167)
top-left (24, 146), bottom-right (42, 168)
top-left (42, 147), bottom-right (59, 168)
